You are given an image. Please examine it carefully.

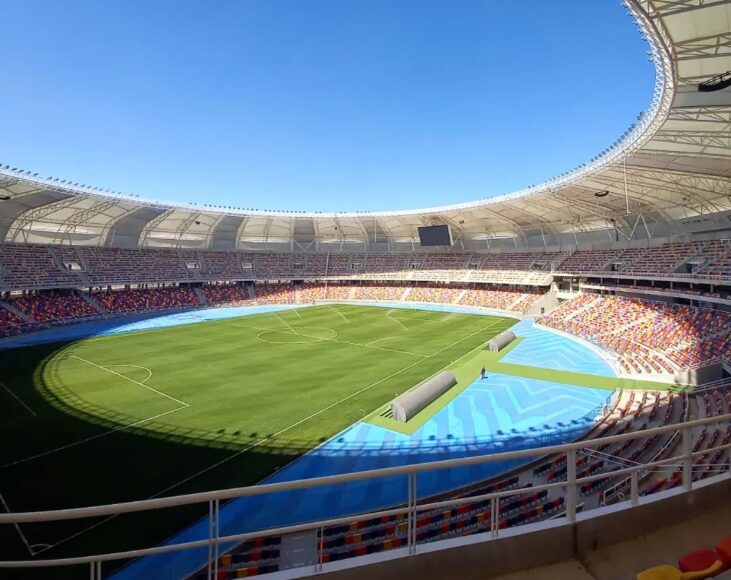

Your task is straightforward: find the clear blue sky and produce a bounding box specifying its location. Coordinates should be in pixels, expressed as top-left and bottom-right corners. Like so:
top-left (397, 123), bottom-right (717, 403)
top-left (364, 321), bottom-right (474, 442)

top-left (1, 0), bottom-right (654, 212)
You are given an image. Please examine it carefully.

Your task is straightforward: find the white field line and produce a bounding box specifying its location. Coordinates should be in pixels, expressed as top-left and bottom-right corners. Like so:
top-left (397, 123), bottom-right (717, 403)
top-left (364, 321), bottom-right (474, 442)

top-left (327, 305), bottom-right (350, 322)
top-left (274, 313), bottom-right (296, 333)
top-left (0, 381), bottom-right (37, 418)
top-left (365, 336), bottom-right (394, 347)
top-left (34, 318), bottom-right (502, 549)
top-left (0, 493), bottom-right (36, 555)
top-left (0, 407), bottom-right (186, 471)
top-left (291, 308), bottom-right (302, 318)
top-left (148, 321), bottom-right (497, 497)
top-left (107, 365), bottom-right (153, 384)
top-left (385, 311), bottom-right (410, 331)
top-left (71, 356), bottom-right (189, 408)
top-left (220, 321), bottom-right (426, 359)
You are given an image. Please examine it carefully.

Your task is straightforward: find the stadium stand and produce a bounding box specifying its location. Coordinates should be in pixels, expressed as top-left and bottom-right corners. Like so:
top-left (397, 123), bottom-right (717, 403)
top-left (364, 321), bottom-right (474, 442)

top-left (406, 284), bottom-right (465, 304)
top-left (539, 295), bottom-right (731, 374)
top-left (460, 285), bottom-right (542, 311)
top-left (9, 290), bottom-right (98, 323)
top-left (91, 287), bottom-right (200, 313)
top-left (0, 243), bottom-right (729, 378)
top-left (557, 249), bottom-right (624, 273)
top-left (78, 247), bottom-right (193, 285)
top-left (201, 283), bottom-right (253, 306)
top-left (0, 305), bottom-right (27, 337)
top-left (298, 282), bottom-right (353, 302)
top-left (253, 283), bottom-right (296, 304)
top-left (189, 387), bottom-right (709, 579)
top-left (2, 241), bottom-right (731, 291)
top-left (0, 244), bottom-right (82, 288)
top-left (351, 282), bottom-right (408, 301)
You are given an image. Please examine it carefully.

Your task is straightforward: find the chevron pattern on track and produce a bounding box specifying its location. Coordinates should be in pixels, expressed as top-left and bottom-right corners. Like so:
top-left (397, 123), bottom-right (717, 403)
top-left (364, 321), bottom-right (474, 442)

top-left (502, 319), bottom-right (615, 376)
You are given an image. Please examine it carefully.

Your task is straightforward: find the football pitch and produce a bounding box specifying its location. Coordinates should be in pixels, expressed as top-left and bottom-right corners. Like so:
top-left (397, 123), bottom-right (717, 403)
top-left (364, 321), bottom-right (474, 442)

top-left (0, 304), bottom-right (514, 573)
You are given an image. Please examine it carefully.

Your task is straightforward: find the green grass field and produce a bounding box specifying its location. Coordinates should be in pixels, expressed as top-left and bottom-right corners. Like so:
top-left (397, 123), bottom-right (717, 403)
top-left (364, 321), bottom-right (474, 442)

top-left (0, 304), bottom-right (514, 575)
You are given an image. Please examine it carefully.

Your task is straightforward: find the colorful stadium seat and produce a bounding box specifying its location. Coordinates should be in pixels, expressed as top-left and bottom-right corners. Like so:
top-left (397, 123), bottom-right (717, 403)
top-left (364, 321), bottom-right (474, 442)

top-left (678, 549), bottom-right (724, 578)
top-left (637, 565), bottom-right (683, 580)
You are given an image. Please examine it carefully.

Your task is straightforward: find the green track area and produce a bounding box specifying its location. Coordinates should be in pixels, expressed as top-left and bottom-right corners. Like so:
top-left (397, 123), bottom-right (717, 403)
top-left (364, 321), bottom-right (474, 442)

top-left (0, 304), bottom-right (514, 577)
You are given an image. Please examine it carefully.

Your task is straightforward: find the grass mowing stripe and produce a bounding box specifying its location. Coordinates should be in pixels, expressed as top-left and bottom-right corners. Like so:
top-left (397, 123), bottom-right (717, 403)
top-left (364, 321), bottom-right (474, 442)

top-left (0, 305), bottom-right (512, 564)
top-left (219, 321), bottom-right (427, 358)
top-left (145, 319), bottom-right (502, 497)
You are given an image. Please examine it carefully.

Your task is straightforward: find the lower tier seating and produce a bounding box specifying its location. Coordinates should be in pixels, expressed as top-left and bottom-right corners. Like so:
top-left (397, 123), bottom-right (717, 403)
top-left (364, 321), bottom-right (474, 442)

top-left (539, 294), bottom-right (731, 374)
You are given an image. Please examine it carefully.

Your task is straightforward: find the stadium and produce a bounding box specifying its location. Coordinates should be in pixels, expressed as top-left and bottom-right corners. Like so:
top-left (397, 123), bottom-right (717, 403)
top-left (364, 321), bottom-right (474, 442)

top-left (0, 1), bottom-right (730, 579)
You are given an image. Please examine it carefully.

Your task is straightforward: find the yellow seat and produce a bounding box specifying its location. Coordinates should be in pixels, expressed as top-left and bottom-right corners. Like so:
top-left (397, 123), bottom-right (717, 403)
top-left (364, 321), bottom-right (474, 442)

top-left (637, 565), bottom-right (683, 580)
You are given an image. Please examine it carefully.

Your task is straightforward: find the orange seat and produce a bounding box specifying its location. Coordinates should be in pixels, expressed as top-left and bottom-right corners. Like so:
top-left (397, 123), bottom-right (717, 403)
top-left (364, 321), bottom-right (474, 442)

top-left (717, 537), bottom-right (731, 567)
top-left (637, 565), bottom-right (683, 580)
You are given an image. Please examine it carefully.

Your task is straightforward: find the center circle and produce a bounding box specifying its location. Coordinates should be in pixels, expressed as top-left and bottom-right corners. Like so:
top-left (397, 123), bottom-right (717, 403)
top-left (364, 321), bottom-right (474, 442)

top-left (257, 326), bottom-right (338, 344)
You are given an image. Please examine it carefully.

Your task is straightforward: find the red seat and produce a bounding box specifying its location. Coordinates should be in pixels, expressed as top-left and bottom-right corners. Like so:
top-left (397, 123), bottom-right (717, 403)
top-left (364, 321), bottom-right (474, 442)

top-left (678, 549), bottom-right (723, 579)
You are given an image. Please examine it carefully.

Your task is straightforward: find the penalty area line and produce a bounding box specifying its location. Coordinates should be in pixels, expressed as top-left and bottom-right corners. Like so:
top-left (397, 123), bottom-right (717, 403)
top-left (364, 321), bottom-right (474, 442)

top-left (0, 406), bottom-right (186, 471)
top-left (0, 493), bottom-right (38, 556)
top-left (35, 321), bottom-right (500, 549)
top-left (0, 381), bottom-right (37, 419)
top-left (71, 355), bottom-right (189, 408)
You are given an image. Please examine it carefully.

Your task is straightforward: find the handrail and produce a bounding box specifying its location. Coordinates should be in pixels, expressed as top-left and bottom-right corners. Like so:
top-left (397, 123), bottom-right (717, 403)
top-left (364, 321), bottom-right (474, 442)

top-left (1, 411), bottom-right (728, 526)
top-left (0, 411), bottom-right (728, 577)
top-left (0, 433), bottom-right (728, 572)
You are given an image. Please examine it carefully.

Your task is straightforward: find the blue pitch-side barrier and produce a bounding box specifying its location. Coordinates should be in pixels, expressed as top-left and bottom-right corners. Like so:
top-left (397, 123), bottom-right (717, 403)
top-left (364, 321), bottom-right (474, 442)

top-left (101, 303), bottom-right (617, 579)
top-left (0, 304), bottom-right (307, 350)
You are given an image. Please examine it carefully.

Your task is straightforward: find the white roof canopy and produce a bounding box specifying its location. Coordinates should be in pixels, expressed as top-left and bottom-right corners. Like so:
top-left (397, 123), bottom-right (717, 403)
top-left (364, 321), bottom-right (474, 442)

top-left (1, 0), bottom-right (730, 251)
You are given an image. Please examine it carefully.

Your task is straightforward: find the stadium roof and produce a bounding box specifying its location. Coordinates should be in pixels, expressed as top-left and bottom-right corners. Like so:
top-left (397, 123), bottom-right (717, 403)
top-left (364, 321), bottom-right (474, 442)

top-left (0, 0), bottom-right (730, 251)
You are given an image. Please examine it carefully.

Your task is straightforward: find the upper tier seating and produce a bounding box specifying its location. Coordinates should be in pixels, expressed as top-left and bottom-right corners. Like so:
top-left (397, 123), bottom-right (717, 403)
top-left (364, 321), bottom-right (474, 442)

top-left (557, 249), bottom-right (624, 273)
top-left (2, 241), bottom-right (731, 290)
top-left (78, 247), bottom-right (193, 284)
top-left (0, 244), bottom-right (82, 288)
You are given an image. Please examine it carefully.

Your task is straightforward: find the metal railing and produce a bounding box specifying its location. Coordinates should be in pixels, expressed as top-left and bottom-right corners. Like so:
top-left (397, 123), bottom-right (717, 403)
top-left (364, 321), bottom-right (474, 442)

top-left (0, 412), bottom-right (729, 579)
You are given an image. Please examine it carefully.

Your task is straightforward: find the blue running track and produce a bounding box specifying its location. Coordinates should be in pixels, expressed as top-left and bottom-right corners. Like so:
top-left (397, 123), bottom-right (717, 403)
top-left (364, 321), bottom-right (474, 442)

top-left (102, 303), bottom-right (616, 579)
